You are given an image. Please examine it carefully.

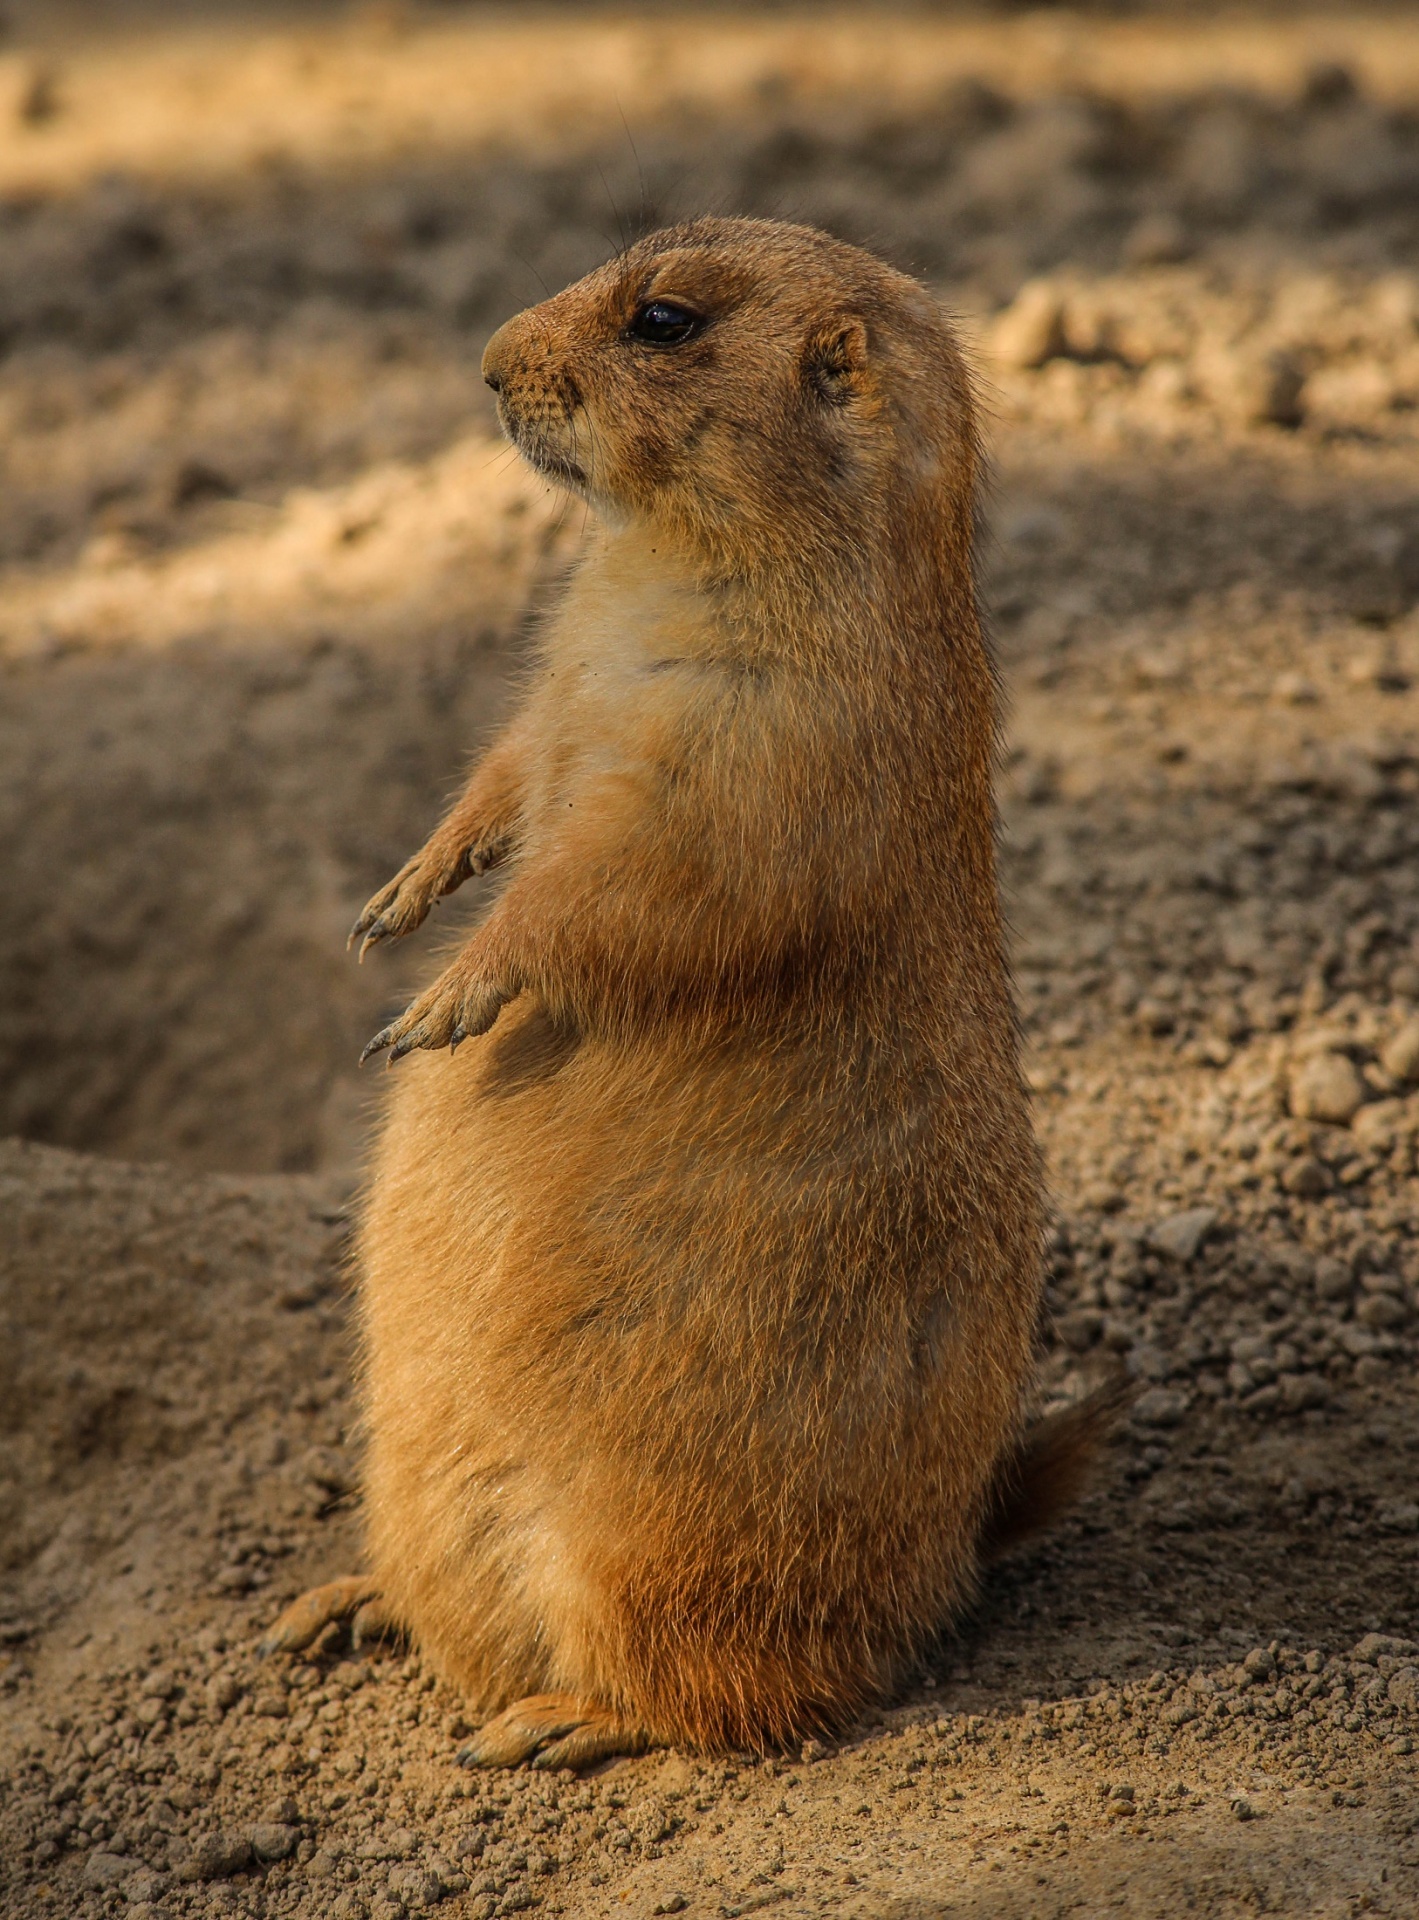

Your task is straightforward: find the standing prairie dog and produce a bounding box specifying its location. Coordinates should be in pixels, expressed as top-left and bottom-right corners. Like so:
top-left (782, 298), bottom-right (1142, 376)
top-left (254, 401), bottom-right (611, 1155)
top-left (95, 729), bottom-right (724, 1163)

top-left (264, 217), bottom-right (1105, 1767)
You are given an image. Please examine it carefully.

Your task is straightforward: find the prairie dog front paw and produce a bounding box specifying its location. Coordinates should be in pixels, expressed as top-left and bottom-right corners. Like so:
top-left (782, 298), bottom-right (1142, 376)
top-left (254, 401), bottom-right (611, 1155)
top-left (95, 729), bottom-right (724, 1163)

top-left (360, 953), bottom-right (515, 1064)
top-left (349, 831), bottom-right (510, 959)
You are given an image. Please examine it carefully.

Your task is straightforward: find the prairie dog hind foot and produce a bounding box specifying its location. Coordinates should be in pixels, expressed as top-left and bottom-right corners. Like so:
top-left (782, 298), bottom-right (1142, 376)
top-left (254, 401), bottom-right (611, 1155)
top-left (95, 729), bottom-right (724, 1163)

top-left (458, 1695), bottom-right (651, 1772)
top-left (257, 1577), bottom-right (400, 1658)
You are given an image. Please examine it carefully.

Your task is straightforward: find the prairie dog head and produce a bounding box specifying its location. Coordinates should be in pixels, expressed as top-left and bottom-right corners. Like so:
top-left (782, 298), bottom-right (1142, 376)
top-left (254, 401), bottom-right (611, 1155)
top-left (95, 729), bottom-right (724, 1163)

top-left (481, 217), bottom-right (978, 580)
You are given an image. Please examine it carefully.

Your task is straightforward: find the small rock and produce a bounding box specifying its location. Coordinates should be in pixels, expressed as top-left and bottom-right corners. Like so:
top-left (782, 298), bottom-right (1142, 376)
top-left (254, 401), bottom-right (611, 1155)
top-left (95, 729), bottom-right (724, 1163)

top-left (1340, 1326), bottom-right (1380, 1358)
top-left (1057, 1308), bottom-right (1104, 1352)
top-left (1388, 1668), bottom-right (1419, 1713)
top-left (1277, 1372), bottom-right (1328, 1414)
top-left (1380, 1018), bottom-right (1419, 1083)
top-left (389, 1864), bottom-right (446, 1908)
top-left (1230, 1794), bottom-right (1258, 1821)
top-left (1353, 1632), bottom-right (1417, 1664)
top-left (1313, 1255), bottom-right (1352, 1299)
top-left (1351, 1100), bottom-right (1410, 1151)
top-left (215, 1563), bottom-right (261, 1593)
top-left (252, 1690), bottom-right (289, 1718)
top-left (1195, 344), bottom-right (1305, 428)
top-left (175, 1832), bottom-right (253, 1882)
top-left (1375, 1501), bottom-right (1419, 1534)
top-left (1239, 1383), bottom-right (1281, 1415)
top-left (1282, 1156), bottom-right (1331, 1198)
top-left (1133, 1387), bottom-right (1188, 1429)
top-left (1289, 1052), bottom-right (1367, 1125)
top-left (991, 280), bottom-right (1066, 370)
top-left (122, 1869), bottom-right (166, 1904)
top-left (250, 1823), bottom-right (299, 1863)
top-left (260, 1796), bottom-right (300, 1826)
top-left (1357, 1292), bottom-right (1408, 1330)
top-left (85, 1852), bottom-right (136, 1889)
top-left (1231, 1333), bottom-right (1274, 1373)
top-left (1243, 1647), bottom-right (1276, 1680)
top-left (1146, 1208), bottom-right (1218, 1263)
top-left (206, 1674), bottom-right (242, 1713)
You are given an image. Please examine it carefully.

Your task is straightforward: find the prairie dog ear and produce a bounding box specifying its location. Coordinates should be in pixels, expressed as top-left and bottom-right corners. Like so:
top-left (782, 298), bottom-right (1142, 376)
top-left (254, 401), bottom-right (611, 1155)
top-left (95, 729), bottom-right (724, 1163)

top-left (802, 317), bottom-right (871, 407)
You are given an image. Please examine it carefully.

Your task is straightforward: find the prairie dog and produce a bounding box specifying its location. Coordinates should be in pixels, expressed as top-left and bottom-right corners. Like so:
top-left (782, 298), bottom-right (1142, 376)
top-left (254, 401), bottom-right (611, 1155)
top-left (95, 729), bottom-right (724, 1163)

top-left (266, 218), bottom-right (1074, 1767)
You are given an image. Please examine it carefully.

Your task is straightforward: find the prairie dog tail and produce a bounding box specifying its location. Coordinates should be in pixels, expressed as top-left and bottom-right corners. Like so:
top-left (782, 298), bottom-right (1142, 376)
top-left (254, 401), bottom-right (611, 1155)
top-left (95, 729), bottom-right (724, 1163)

top-left (980, 1376), bottom-right (1133, 1562)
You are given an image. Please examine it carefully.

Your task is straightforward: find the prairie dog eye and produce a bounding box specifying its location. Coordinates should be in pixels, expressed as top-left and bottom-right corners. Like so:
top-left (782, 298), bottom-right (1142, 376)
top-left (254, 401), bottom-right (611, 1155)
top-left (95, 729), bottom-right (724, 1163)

top-left (627, 300), bottom-right (702, 346)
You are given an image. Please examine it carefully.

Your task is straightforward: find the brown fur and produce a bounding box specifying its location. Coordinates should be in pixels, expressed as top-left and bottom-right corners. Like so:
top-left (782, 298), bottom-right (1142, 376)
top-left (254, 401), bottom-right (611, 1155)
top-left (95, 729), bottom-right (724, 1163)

top-left (979, 1377), bottom-right (1132, 1563)
top-left (274, 218), bottom-right (1066, 1758)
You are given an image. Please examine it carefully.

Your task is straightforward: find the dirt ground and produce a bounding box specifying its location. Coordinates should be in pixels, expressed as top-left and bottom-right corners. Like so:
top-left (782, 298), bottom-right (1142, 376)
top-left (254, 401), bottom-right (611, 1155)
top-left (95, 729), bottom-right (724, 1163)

top-left (3, 5), bottom-right (1419, 1917)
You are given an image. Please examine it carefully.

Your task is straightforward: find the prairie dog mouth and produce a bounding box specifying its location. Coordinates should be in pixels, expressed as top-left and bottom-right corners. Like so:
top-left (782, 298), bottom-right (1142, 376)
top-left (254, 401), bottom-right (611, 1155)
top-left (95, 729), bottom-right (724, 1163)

top-left (497, 399), bottom-right (588, 489)
top-left (518, 436), bottom-right (587, 488)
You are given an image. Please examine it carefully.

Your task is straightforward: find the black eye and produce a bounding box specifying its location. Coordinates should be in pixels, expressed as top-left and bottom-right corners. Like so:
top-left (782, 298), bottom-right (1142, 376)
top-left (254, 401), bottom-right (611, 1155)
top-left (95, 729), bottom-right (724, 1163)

top-left (627, 300), bottom-right (702, 346)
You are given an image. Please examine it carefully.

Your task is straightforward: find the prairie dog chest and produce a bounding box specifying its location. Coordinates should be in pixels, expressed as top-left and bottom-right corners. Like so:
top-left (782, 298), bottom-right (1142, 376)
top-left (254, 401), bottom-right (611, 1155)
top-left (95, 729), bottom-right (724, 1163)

top-left (527, 536), bottom-right (730, 825)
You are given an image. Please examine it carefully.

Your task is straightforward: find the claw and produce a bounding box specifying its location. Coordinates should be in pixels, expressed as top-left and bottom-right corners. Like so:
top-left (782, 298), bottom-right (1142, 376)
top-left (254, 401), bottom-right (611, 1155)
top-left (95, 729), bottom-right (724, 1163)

top-left (357, 921), bottom-right (389, 962)
top-left (360, 1025), bottom-right (396, 1066)
top-left (347, 909), bottom-right (380, 953)
top-left (449, 1026), bottom-right (467, 1053)
top-left (258, 1577), bottom-right (381, 1657)
top-left (388, 1033), bottom-right (419, 1065)
top-left (456, 1694), bottom-right (649, 1772)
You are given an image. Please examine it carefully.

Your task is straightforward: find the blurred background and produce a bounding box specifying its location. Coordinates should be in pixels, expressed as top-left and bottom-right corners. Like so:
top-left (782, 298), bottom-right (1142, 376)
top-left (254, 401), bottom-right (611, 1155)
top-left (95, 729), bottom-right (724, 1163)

top-left (1, 0), bottom-right (1418, 1185)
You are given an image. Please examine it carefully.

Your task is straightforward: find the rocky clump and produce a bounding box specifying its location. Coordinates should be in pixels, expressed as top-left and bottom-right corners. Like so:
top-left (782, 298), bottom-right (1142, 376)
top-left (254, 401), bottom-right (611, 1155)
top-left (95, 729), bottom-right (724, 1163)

top-left (988, 265), bottom-right (1419, 449)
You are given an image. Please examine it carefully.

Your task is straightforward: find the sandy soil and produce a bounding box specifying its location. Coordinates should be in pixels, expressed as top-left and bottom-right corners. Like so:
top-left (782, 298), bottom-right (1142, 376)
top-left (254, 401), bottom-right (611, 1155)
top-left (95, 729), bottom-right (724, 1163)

top-left (2, 6), bottom-right (1418, 1917)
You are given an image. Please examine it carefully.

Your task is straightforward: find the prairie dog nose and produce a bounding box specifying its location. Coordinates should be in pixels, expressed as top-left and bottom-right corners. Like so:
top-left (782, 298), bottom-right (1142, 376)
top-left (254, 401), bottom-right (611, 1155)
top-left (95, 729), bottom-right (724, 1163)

top-left (482, 321), bottom-right (513, 392)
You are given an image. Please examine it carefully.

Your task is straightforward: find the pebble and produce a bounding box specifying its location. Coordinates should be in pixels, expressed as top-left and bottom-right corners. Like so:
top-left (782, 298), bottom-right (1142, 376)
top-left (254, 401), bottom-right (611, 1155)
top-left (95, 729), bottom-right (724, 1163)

top-left (1281, 1156), bottom-right (1330, 1197)
top-left (1313, 1255), bottom-right (1353, 1299)
top-left (1133, 1387), bottom-right (1188, 1429)
top-left (1289, 1052), bottom-right (1367, 1125)
top-left (84, 1850), bottom-right (136, 1888)
top-left (1354, 1633), bottom-right (1418, 1663)
top-left (250, 1820), bottom-right (300, 1862)
top-left (1193, 344), bottom-right (1306, 428)
top-left (175, 1831), bottom-right (254, 1882)
top-left (1379, 1018), bottom-right (1419, 1083)
top-left (991, 281), bottom-right (1066, 370)
top-left (1145, 1207), bottom-right (1218, 1263)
